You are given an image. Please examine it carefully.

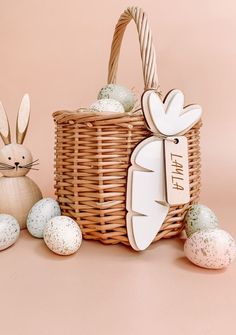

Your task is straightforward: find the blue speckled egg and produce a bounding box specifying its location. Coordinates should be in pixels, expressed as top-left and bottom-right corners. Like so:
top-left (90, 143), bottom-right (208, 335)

top-left (184, 204), bottom-right (218, 237)
top-left (27, 198), bottom-right (61, 238)
top-left (98, 84), bottom-right (135, 112)
top-left (0, 214), bottom-right (20, 251)
top-left (184, 229), bottom-right (236, 269)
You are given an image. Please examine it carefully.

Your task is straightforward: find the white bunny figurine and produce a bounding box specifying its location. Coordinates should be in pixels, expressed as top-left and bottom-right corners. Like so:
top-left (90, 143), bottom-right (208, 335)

top-left (0, 94), bottom-right (42, 229)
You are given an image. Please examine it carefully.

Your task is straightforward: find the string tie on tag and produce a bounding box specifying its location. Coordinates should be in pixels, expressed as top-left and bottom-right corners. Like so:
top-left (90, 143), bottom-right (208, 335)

top-left (146, 127), bottom-right (177, 143)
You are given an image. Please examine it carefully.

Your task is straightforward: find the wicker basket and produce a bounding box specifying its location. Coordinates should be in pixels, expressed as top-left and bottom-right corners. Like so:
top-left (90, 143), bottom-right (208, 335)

top-left (53, 6), bottom-right (201, 246)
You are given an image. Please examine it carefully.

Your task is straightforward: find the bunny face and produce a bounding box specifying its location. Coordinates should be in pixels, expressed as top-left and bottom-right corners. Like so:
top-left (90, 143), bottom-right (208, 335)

top-left (0, 94), bottom-right (39, 177)
top-left (0, 144), bottom-right (32, 177)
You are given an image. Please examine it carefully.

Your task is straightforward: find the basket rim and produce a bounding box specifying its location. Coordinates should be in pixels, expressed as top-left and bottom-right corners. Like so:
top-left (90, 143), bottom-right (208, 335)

top-left (53, 109), bottom-right (202, 130)
top-left (52, 109), bottom-right (145, 123)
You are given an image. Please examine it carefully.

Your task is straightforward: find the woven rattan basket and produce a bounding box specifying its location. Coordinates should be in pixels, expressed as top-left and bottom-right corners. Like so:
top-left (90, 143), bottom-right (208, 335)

top-left (53, 6), bottom-right (201, 246)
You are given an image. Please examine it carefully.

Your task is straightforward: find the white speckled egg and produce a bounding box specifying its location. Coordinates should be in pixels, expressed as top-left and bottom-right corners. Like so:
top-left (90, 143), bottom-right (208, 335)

top-left (184, 204), bottom-right (218, 237)
top-left (43, 216), bottom-right (82, 256)
top-left (184, 229), bottom-right (236, 269)
top-left (27, 198), bottom-right (61, 238)
top-left (0, 214), bottom-right (20, 251)
top-left (98, 84), bottom-right (135, 112)
top-left (90, 98), bottom-right (124, 113)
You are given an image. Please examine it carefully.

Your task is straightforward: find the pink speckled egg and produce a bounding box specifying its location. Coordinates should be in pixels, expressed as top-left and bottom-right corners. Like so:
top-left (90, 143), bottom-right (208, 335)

top-left (184, 229), bottom-right (236, 269)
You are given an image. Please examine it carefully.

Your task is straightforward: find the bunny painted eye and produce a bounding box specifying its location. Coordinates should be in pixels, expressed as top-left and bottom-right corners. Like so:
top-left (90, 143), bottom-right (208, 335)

top-left (22, 156), bottom-right (25, 159)
top-left (8, 157), bottom-right (11, 160)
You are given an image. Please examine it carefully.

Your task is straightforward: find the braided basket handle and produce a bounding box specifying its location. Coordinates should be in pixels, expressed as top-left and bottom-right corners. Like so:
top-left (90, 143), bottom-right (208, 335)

top-left (108, 6), bottom-right (158, 91)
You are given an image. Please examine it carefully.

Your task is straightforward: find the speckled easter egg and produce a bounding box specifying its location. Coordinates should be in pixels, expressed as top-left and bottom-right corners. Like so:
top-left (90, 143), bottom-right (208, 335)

top-left (43, 216), bottom-right (82, 256)
top-left (184, 229), bottom-right (236, 269)
top-left (27, 198), bottom-right (61, 238)
top-left (90, 98), bottom-right (124, 113)
top-left (98, 84), bottom-right (135, 112)
top-left (0, 214), bottom-right (20, 251)
top-left (184, 204), bottom-right (218, 237)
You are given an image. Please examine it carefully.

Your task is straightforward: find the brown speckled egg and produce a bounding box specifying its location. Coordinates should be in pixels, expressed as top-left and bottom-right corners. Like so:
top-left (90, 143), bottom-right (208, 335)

top-left (43, 216), bottom-right (82, 256)
top-left (0, 214), bottom-right (20, 251)
top-left (184, 229), bottom-right (236, 269)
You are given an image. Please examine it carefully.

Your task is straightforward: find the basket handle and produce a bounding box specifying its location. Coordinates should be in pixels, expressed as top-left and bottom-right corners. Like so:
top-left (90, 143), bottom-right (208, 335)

top-left (108, 6), bottom-right (158, 91)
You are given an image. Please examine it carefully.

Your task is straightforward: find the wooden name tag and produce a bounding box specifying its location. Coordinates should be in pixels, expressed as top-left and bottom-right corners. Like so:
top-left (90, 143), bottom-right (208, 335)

top-left (164, 136), bottom-right (190, 205)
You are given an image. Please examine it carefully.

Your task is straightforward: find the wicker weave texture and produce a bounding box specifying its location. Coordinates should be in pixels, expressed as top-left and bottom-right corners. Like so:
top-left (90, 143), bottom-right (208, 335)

top-left (53, 110), bottom-right (201, 245)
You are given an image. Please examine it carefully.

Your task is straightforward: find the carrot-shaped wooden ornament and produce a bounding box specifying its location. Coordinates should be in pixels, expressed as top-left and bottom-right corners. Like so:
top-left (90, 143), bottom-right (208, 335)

top-left (126, 89), bottom-right (202, 251)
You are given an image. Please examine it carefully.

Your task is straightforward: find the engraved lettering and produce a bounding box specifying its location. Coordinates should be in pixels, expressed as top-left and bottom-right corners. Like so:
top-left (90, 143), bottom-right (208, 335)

top-left (170, 153), bottom-right (184, 191)
top-left (172, 182), bottom-right (184, 191)
top-left (172, 175), bottom-right (184, 182)
top-left (164, 136), bottom-right (190, 205)
top-left (171, 153), bottom-right (183, 159)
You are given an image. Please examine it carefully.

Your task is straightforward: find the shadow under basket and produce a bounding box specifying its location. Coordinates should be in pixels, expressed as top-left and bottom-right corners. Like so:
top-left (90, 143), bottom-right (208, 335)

top-left (53, 109), bottom-right (201, 246)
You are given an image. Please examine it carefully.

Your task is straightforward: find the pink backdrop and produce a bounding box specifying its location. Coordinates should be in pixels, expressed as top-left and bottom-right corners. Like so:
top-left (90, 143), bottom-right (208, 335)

top-left (1, 1), bottom-right (236, 335)
top-left (1, 0), bottom-right (235, 210)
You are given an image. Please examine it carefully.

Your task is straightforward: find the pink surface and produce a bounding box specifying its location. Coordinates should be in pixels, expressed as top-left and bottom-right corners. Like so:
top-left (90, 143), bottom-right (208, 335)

top-left (1, 205), bottom-right (236, 335)
top-left (0, 0), bottom-right (236, 334)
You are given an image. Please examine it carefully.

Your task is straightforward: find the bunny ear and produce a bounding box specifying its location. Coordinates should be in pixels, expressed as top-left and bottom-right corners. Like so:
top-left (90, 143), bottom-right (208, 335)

top-left (142, 89), bottom-right (202, 136)
top-left (178, 104), bottom-right (202, 133)
top-left (0, 101), bottom-right (11, 145)
top-left (164, 89), bottom-right (184, 117)
top-left (141, 90), bottom-right (164, 133)
top-left (16, 94), bottom-right (30, 144)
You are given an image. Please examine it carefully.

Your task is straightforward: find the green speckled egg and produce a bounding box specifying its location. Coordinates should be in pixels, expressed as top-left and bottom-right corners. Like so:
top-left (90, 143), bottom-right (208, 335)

top-left (27, 198), bottom-right (61, 238)
top-left (184, 204), bottom-right (218, 237)
top-left (90, 98), bottom-right (124, 113)
top-left (98, 84), bottom-right (135, 112)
